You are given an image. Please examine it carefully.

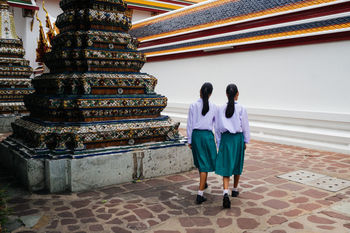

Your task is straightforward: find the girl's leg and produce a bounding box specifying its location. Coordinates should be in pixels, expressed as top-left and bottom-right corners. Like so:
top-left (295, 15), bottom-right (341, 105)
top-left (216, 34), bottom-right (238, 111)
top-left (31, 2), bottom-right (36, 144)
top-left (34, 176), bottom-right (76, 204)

top-left (196, 171), bottom-right (208, 204)
top-left (199, 172), bottom-right (208, 190)
top-left (232, 175), bottom-right (240, 197)
top-left (233, 175), bottom-right (240, 188)
top-left (222, 176), bottom-right (231, 208)
top-left (223, 176), bottom-right (230, 190)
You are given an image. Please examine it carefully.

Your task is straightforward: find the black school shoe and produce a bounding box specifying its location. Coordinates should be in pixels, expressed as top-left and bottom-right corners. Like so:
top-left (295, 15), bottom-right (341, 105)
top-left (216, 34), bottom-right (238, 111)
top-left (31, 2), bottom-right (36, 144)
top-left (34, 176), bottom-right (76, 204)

top-left (204, 183), bottom-right (208, 189)
top-left (223, 194), bottom-right (231, 208)
top-left (232, 190), bottom-right (239, 197)
top-left (196, 195), bottom-right (207, 204)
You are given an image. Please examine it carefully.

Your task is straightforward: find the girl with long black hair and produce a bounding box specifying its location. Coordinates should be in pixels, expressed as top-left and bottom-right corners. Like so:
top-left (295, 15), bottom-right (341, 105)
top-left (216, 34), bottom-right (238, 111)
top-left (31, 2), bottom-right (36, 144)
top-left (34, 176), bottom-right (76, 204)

top-left (187, 82), bottom-right (217, 204)
top-left (215, 84), bottom-right (250, 208)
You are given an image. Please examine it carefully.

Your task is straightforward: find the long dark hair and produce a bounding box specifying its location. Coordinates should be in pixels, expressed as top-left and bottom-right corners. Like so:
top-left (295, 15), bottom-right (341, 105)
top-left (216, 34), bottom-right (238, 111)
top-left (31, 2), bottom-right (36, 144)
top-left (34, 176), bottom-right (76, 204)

top-left (200, 82), bottom-right (213, 116)
top-left (225, 84), bottom-right (238, 118)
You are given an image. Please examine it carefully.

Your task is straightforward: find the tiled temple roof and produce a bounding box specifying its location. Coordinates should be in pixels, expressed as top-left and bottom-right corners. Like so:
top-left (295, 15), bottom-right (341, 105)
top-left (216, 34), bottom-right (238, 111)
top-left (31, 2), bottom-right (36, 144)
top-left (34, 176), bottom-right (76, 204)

top-left (125, 0), bottom-right (205, 13)
top-left (130, 0), bottom-right (350, 60)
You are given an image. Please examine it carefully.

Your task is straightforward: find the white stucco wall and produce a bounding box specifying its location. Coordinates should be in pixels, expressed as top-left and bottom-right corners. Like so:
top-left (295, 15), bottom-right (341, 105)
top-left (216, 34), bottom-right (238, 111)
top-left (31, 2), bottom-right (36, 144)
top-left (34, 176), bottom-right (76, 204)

top-left (132, 9), bottom-right (152, 23)
top-left (142, 41), bottom-right (350, 154)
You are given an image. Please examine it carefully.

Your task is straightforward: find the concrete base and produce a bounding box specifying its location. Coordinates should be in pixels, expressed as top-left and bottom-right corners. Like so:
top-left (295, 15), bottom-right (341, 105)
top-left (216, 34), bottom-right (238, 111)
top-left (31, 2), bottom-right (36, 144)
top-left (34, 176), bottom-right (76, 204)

top-left (0, 116), bottom-right (18, 133)
top-left (0, 138), bottom-right (193, 193)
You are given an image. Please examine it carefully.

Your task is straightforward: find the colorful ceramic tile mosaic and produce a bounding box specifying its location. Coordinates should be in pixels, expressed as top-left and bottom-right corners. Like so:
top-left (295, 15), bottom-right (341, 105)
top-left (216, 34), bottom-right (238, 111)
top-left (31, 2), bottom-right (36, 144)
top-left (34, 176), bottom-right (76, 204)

top-left (9, 0), bottom-right (180, 154)
top-left (0, 0), bottom-right (34, 116)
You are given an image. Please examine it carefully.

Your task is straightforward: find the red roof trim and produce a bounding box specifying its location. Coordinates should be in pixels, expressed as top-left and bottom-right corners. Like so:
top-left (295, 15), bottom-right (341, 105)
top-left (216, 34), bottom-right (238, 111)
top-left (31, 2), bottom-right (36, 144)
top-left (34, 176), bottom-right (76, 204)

top-left (140, 2), bottom-right (350, 48)
top-left (8, 2), bottom-right (39, 10)
top-left (146, 31), bottom-right (350, 62)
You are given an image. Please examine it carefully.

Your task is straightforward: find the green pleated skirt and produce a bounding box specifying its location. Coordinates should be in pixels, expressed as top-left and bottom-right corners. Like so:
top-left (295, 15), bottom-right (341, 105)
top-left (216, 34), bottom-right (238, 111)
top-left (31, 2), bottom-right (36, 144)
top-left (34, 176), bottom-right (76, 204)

top-left (215, 132), bottom-right (245, 177)
top-left (191, 129), bottom-right (217, 172)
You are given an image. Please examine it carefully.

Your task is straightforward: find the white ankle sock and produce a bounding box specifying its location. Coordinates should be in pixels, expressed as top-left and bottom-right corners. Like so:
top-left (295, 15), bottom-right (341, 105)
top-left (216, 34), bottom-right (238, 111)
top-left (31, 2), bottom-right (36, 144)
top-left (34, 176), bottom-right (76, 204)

top-left (198, 190), bottom-right (204, 196)
top-left (223, 189), bottom-right (229, 195)
top-left (232, 188), bottom-right (238, 192)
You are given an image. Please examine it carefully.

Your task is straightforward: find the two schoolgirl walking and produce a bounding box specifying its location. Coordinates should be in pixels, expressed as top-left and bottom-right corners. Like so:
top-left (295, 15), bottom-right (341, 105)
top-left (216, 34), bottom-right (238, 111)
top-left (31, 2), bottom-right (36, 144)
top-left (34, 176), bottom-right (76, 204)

top-left (187, 83), bottom-right (250, 208)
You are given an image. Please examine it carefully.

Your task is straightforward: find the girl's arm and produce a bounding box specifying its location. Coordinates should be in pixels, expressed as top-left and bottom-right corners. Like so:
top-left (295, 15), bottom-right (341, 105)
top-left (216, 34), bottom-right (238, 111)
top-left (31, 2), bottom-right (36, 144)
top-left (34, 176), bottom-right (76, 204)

top-left (241, 107), bottom-right (250, 144)
top-left (214, 106), bottom-right (221, 149)
top-left (186, 105), bottom-right (194, 145)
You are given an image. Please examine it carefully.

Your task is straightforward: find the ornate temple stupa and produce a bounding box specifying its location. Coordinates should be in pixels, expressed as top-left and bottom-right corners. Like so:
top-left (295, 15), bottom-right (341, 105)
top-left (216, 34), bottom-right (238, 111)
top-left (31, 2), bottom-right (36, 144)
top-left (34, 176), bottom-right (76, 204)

top-left (0, 0), bottom-right (33, 132)
top-left (0, 0), bottom-right (192, 192)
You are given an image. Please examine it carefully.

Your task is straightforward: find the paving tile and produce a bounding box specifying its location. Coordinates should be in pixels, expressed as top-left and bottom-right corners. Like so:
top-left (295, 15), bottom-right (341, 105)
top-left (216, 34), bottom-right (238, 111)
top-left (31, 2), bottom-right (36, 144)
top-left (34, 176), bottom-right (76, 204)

top-left (74, 209), bottom-right (94, 218)
top-left (61, 218), bottom-right (78, 225)
top-left (203, 206), bottom-right (222, 216)
top-left (277, 182), bottom-right (305, 191)
top-left (70, 199), bottom-right (91, 208)
top-left (297, 203), bottom-right (322, 211)
top-left (289, 196), bottom-right (309, 203)
top-left (89, 224), bottom-right (104, 231)
top-left (111, 226), bottom-right (132, 233)
top-left (283, 209), bottom-right (302, 217)
top-left (262, 199), bottom-right (290, 209)
top-left (179, 217), bottom-right (212, 227)
top-left (158, 214), bottom-right (170, 221)
top-left (236, 218), bottom-right (259, 230)
top-left (244, 208), bottom-right (269, 216)
top-left (80, 217), bottom-right (98, 223)
top-left (240, 192), bottom-right (264, 200)
top-left (148, 219), bottom-right (159, 226)
top-left (216, 218), bottom-right (232, 228)
top-left (317, 225), bottom-right (335, 230)
top-left (67, 225), bottom-right (80, 231)
top-left (288, 221), bottom-right (304, 229)
top-left (307, 215), bottom-right (336, 224)
top-left (127, 222), bottom-right (148, 230)
top-left (250, 186), bottom-right (269, 193)
top-left (155, 231), bottom-right (181, 233)
top-left (225, 207), bottom-right (241, 217)
top-left (320, 211), bottom-right (350, 221)
top-left (267, 190), bottom-right (288, 197)
top-left (267, 216), bottom-right (288, 225)
top-left (106, 217), bottom-right (123, 224)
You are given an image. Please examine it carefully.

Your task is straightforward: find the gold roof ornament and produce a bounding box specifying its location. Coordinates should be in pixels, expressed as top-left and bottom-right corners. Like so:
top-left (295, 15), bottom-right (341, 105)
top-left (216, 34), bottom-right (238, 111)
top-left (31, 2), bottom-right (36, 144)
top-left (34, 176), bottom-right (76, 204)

top-left (42, 0), bottom-right (59, 43)
top-left (0, 0), bottom-right (9, 9)
top-left (35, 11), bottom-right (50, 62)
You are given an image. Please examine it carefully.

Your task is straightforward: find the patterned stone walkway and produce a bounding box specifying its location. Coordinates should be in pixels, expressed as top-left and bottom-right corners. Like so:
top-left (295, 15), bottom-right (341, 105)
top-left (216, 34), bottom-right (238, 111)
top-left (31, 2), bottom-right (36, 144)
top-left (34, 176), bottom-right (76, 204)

top-left (0, 132), bottom-right (350, 233)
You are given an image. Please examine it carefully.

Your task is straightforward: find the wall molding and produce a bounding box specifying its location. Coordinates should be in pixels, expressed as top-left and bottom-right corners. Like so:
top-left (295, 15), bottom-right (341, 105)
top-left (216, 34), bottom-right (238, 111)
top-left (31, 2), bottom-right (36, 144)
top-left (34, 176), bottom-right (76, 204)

top-left (164, 102), bottom-right (350, 154)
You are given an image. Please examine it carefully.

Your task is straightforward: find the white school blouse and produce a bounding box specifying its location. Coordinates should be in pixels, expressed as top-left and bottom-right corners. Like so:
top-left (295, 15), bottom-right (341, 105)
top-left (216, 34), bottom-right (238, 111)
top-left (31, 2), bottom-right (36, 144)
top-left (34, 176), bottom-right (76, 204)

top-left (215, 102), bottom-right (250, 147)
top-left (186, 98), bottom-right (217, 144)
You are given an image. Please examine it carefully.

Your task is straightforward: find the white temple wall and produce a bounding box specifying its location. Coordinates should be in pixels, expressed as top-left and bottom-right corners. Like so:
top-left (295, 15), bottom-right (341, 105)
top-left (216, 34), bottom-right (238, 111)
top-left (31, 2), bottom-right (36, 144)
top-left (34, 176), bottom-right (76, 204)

top-left (142, 40), bottom-right (350, 154)
top-left (132, 9), bottom-right (152, 23)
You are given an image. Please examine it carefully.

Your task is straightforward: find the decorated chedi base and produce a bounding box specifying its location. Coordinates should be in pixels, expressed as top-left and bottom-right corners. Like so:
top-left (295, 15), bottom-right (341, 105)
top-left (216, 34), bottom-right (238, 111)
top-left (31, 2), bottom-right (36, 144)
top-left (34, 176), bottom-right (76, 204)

top-left (0, 0), bottom-right (192, 192)
top-left (0, 0), bottom-right (33, 132)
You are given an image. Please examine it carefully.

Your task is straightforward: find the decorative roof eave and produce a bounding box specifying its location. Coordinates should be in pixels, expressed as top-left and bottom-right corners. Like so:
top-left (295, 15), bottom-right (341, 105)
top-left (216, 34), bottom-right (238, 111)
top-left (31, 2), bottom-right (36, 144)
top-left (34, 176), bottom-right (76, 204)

top-left (8, 0), bottom-right (38, 10)
top-left (131, 0), bottom-right (350, 42)
top-left (145, 30), bottom-right (350, 61)
top-left (138, 10), bottom-right (350, 60)
top-left (126, 0), bottom-right (187, 12)
top-left (131, 0), bottom-right (350, 61)
top-left (139, 1), bottom-right (350, 48)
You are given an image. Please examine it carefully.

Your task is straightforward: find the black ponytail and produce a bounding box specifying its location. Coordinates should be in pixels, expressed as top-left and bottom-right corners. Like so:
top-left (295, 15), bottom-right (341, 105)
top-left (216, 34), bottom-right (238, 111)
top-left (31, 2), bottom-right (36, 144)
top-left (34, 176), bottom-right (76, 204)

top-left (200, 82), bottom-right (213, 116)
top-left (225, 84), bottom-right (238, 118)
